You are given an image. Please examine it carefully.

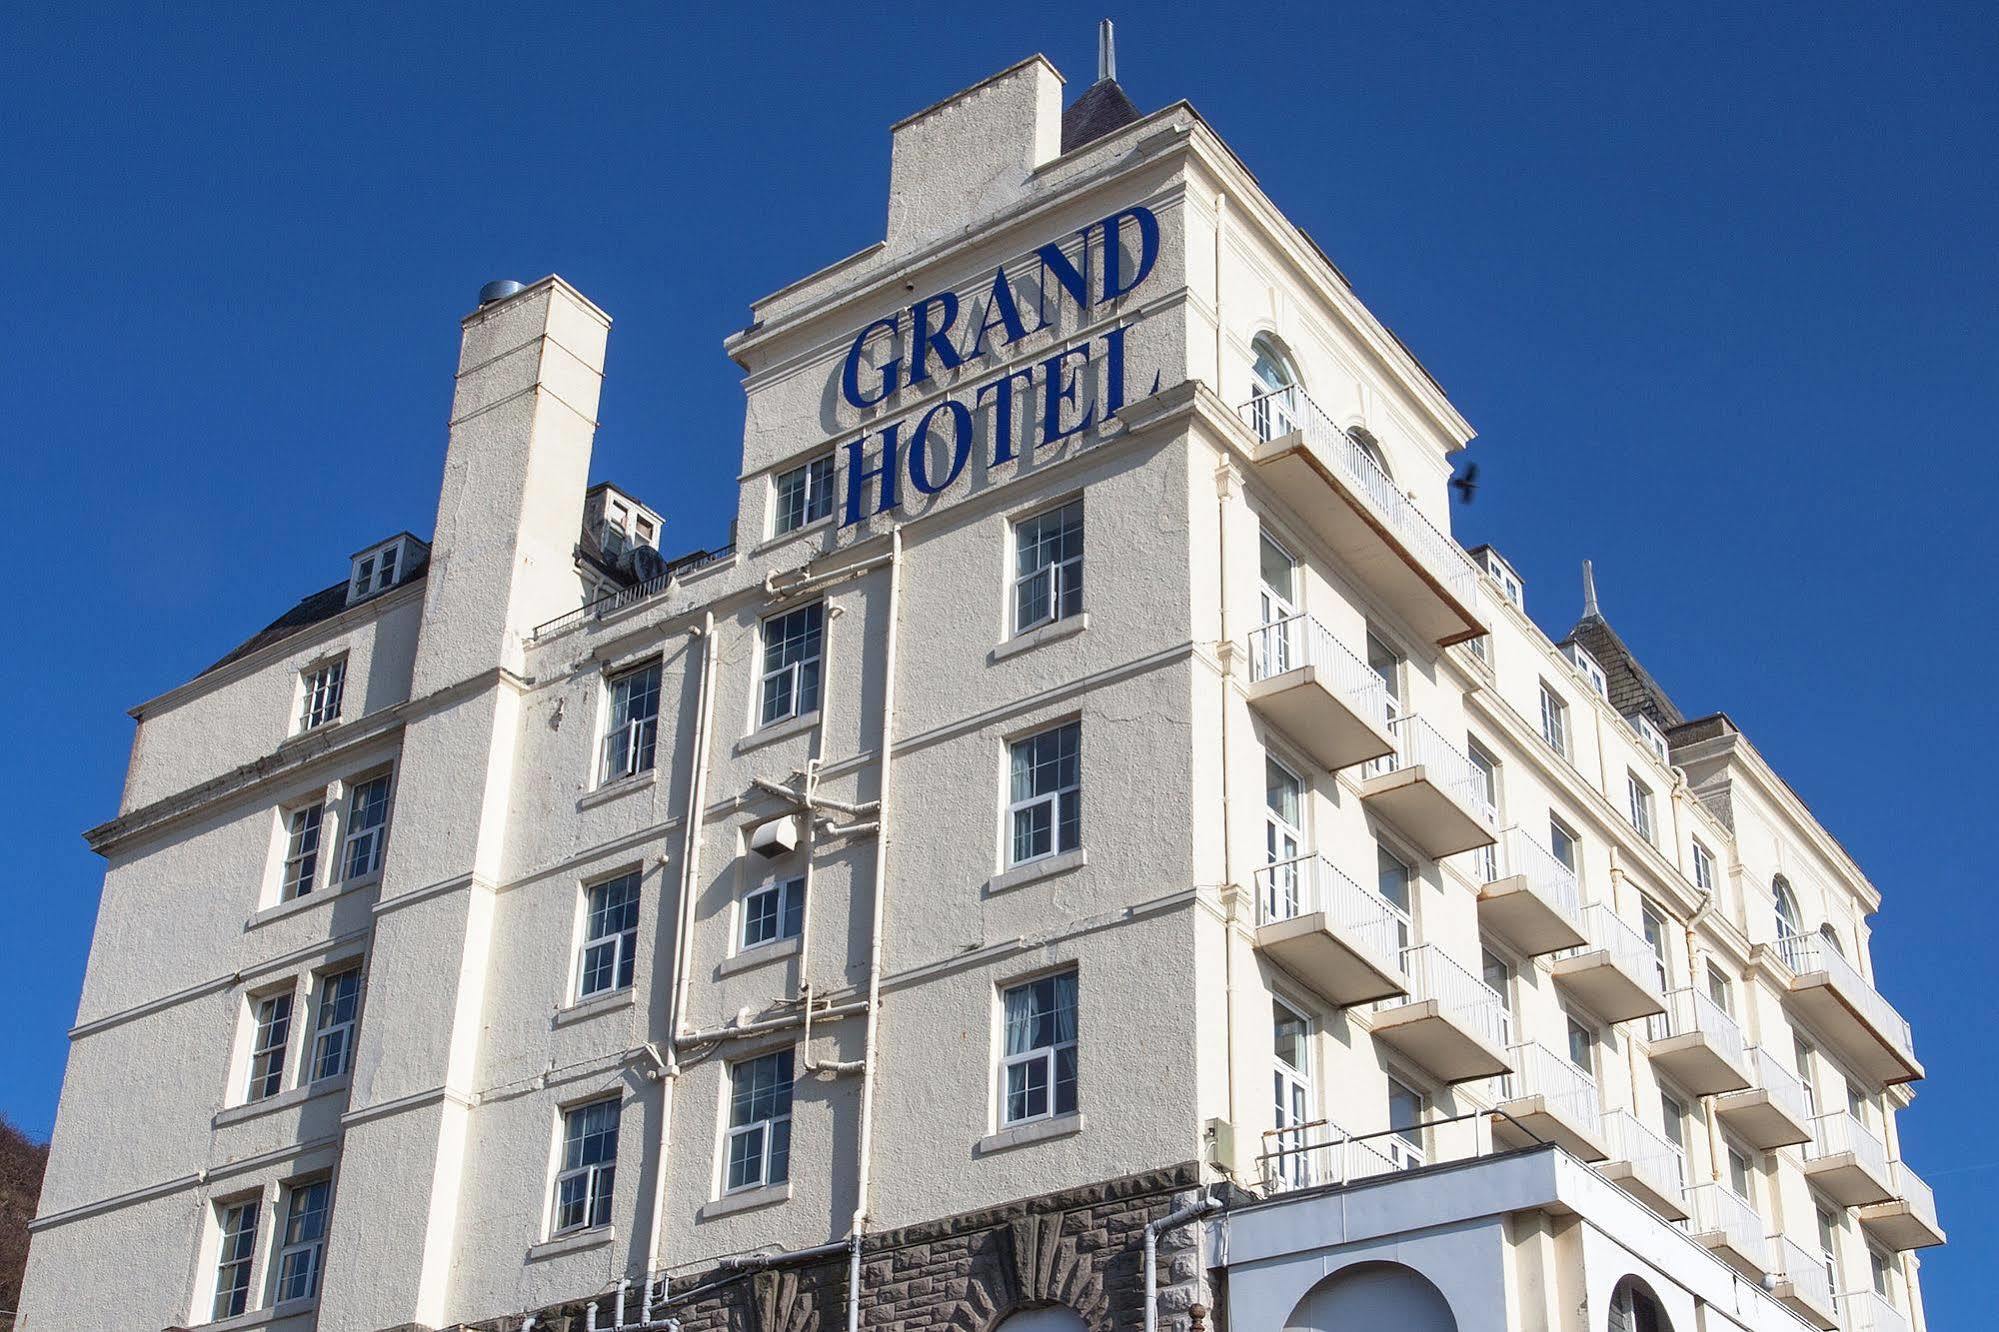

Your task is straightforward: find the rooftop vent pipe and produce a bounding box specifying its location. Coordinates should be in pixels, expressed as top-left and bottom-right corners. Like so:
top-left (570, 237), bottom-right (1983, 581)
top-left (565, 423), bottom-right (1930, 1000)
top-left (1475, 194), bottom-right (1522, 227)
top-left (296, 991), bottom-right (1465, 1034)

top-left (479, 278), bottom-right (526, 305)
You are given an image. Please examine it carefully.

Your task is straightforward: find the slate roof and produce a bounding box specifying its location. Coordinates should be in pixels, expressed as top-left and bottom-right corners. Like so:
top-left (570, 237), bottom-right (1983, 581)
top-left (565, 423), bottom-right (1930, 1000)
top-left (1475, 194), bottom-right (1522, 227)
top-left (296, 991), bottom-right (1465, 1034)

top-left (1564, 612), bottom-right (1685, 730)
top-left (1061, 78), bottom-right (1143, 153)
top-left (200, 551), bottom-right (430, 678)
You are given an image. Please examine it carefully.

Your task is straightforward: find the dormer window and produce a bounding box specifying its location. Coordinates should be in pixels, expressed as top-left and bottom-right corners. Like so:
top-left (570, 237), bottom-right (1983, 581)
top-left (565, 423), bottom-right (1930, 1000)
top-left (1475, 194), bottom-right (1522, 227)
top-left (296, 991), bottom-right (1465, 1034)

top-left (1472, 547), bottom-right (1525, 609)
top-left (1629, 712), bottom-right (1669, 763)
top-left (1565, 642), bottom-right (1607, 699)
top-left (348, 535), bottom-right (423, 606)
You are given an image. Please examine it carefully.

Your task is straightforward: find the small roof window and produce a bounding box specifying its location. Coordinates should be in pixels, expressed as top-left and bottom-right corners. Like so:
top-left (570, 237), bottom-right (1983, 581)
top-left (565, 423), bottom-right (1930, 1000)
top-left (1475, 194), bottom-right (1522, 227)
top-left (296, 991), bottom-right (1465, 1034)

top-left (349, 534), bottom-right (426, 606)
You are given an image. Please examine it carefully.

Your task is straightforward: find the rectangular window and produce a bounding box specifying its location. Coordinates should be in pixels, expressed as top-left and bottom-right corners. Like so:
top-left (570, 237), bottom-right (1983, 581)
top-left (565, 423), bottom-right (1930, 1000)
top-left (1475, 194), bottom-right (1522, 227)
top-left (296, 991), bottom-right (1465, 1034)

top-left (725, 1051), bottom-right (794, 1192)
top-left (1692, 838), bottom-right (1716, 895)
top-left (341, 775), bottom-right (391, 881)
top-left (309, 967), bottom-right (362, 1082)
top-left (1262, 758), bottom-right (1304, 919)
top-left (578, 873), bottom-right (641, 999)
top-left (742, 877), bottom-right (805, 951)
top-left (211, 1199), bottom-right (259, 1321)
top-left (1013, 500), bottom-right (1084, 634)
top-left (554, 1099), bottom-right (620, 1232)
top-left (1007, 721), bottom-right (1081, 866)
top-left (1817, 1205), bottom-right (1841, 1292)
top-left (1271, 1000), bottom-right (1312, 1186)
top-left (1726, 1143), bottom-right (1753, 1200)
top-left (1705, 962), bottom-right (1734, 1016)
top-left (1002, 972), bottom-right (1078, 1125)
top-left (281, 804), bottom-right (324, 900)
top-left (1387, 1078), bottom-right (1425, 1169)
top-left (1374, 845), bottom-right (1412, 951)
top-left (1870, 1248), bottom-right (1893, 1300)
top-left (246, 992), bottom-right (293, 1102)
top-left (1627, 772), bottom-right (1655, 843)
top-left (1549, 815), bottom-right (1580, 877)
top-left (1539, 683), bottom-right (1569, 758)
top-left (602, 661), bottom-right (662, 782)
top-left (274, 1179), bottom-right (331, 1303)
top-left (1467, 739), bottom-right (1499, 880)
top-left (1641, 901), bottom-right (1672, 995)
top-left (759, 603), bottom-right (825, 726)
top-left (1566, 1015), bottom-right (1595, 1076)
top-left (299, 660), bottom-right (345, 731)
top-left (773, 455), bottom-right (836, 535)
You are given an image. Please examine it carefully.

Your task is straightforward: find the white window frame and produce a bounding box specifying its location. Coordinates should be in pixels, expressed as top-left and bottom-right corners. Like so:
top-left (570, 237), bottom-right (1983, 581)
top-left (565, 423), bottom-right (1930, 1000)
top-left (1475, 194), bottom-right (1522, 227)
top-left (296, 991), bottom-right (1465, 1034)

top-left (1691, 838), bottom-right (1716, 895)
top-left (1565, 643), bottom-right (1607, 699)
top-left (724, 1050), bottom-right (794, 1193)
top-left (280, 802), bottom-right (325, 900)
top-left (1539, 682), bottom-right (1569, 758)
top-left (1705, 962), bottom-right (1734, 1016)
top-left (210, 1195), bottom-right (260, 1321)
top-left (1006, 721), bottom-right (1081, 868)
top-left (759, 603), bottom-right (825, 727)
top-left (600, 659), bottom-right (662, 784)
top-left (245, 988), bottom-right (294, 1103)
top-left (1386, 1076), bottom-right (1426, 1170)
top-left (1271, 998), bottom-right (1314, 1188)
top-left (1000, 971), bottom-right (1079, 1127)
top-left (1549, 814), bottom-right (1581, 880)
top-left (576, 872), bottom-right (641, 1000)
top-left (552, 1097), bottom-right (620, 1234)
top-left (308, 965), bottom-right (362, 1083)
top-left (772, 454), bottom-right (836, 536)
top-left (1254, 529), bottom-right (1300, 676)
top-left (1262, 755), bottom-right (1305, 919)
top-left (741, 876), bottom-right (805, 951)
top-left (298, 658), bottom-right (346, 732)
top-left (1565, 1012), bottom-right (1598, 1079)
top-left (340, 773), bottom-right (391, 882)
top-left (1467, 738), bottom-right (1500, 881)
top-left (1012, 499), bottom-right (1084, 635)
top-left (1627, 771), bottom-right (1655, 843)
top-left (274, 1177), bottom-right (331, 1304)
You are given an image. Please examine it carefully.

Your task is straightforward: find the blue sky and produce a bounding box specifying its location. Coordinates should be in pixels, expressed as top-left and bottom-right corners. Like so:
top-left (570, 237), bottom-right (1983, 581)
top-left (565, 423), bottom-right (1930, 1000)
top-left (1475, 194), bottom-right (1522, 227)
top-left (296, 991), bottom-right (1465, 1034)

top-left (1, 1), bottom-right (1992, 1318)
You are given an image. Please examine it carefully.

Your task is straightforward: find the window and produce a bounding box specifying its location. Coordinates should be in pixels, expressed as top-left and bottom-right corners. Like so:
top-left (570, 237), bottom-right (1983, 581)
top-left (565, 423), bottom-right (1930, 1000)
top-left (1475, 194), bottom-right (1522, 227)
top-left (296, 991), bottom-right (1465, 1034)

top-left (1819, 922), bottom-right (1846, 958)
top-left (1007, 721), bottom-right (1081, 866)
top-left (634, 514), bottom-right (656, 548)
top-left (299, 660), bottom-right (345, 731)
top-left (1538, 682), bottom-right (1569, 758)
top-left (281, 803), bottom-right (325, 900)
top-left (309, 967), bottom-right (362, 1082)
top-left (725, 1052), bottom-right (793, 1191)
top-left (1566, 1015), bottom-right (1595, 1077)
top-left (246, 991), bottom-right (293, 1102)
top-left (1467, 740), bottom-right (1499, 880)
top-left (1691, 839), bottom-right (1716, 896)
top-left (1817, 1204), bottom-right (1842, 1294)
top-left (1630, 712), bottom-right (1669, 763)
top-left (1795, 1035), bottom-right (1819, 1117)
top-left (742, 876), bottom-right (805, 950)
top-left (1627, 772), bottom-right (1655, 843)
top-left (1001, 972), bottom-right (1078, 1125)
top-left (1640, 901), bottom-right (1671, 994)
top-left (1549, 815), bottom-right (1580, 878)
top-left (1271, 1001), bottom-right (1312, 1187)
top-left (1773, 875), bottom-right (1802, 942)
top-left (274, 1179), bottom-right (331, 1303)
top-left (759, 603), bottom-right (824, 726)
top-left (1255, 531), bottom-right (1299, 676)
top-left (554, 1099), bottom-right (620, 1232)
top-left (578, 872), bottom-right (641, 999)
top-left (1658, 1089), bottom-right (1688, 1182)
top-left (340, 775), bottom-right (391, 881)
top-left (211, 1199), bottom-right (259, 1321)
top-left (1726, 1142), bottom-right (1754, 1201)
top-left (1367, 632), bottom-right (1403, 723)
top-left (1387, 1078), bottom-right (1424, 1169)
top-left (1249, 334), bottom-right (1301, 437)
top-left (1705, 962), bottom-right (1734, 1016)
top-left (1869, 1247), bottom-right (1894, 1301)
top-left (773, 455), bottom-right (835, 535)
top-left (1482, 949), bottom-right (1512, 1019)
top-left (1375, 845), bottom-right (1412, 951)
top-left (1565, 643), bottom-right (1607, 699)
top-left (1013, 500), bottom-right (1083, 634)
top-left (1608, 1278), bottom-right (1668, 1332)
top-left (1263, 758), bottom-right (1304, 918)
top-left (602, 661), bottom-right (662, 782)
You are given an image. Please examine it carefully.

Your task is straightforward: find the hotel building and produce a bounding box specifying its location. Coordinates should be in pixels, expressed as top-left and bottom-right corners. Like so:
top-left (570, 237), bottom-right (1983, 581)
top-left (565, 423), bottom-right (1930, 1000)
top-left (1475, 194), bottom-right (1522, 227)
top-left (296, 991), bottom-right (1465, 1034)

top-left (20, 37), bottom-right (1942, 1332)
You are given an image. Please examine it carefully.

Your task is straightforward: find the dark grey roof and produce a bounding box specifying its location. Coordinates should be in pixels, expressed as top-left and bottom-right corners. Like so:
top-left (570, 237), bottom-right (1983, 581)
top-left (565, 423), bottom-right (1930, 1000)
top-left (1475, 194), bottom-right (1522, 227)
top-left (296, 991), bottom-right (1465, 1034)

top-left (200, 549), bottom-right (430, 678)
top-left (1061, 78), bottom-right (1142, 153)
top-left (1564, 613), bottom-right (1685, 730)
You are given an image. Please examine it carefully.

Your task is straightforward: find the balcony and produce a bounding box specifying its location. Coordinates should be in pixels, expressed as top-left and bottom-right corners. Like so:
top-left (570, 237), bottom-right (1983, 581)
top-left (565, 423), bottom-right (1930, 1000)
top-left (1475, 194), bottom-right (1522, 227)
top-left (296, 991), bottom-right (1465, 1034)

top-left (1804, 1110), bottom-right (1895, 1207)
top-left (1238, 388), bottom-right (1485, 647)
top-left (1253, 854), bottom-right (1410, 1007)
top-left (1372, 945), bottom-right (1514, 1084)
top-left (1491, 1041), bottom-right (1607, 1161)
top-left (1771, 1236), bottom-right (1839, 1331)
top-left (1770, 934), bottom-right (1922, 1086)
top-left (1358, 715), bottom-right (1498, 859)
top-left (1840, 1291), bottom-right (1913, 1332)
top-left (1713, 1046), bottom-right (1815, 1149)
top-left (1685, 1182), bottom-right (1773, 1278)
top-left (1599, 1109), bottom-right (1688, 1221)
top-left (1646, 988), bottom-right (1751, 1095)
top-left (1476, 827), bottom-right (1587, 956)
top-left (1260, 1116), bottom-right (1406, 1194)
top-left (1858, 1160), bottom-right (1946, 1250)
top-left (1551, 904), bottom-right (1667, 1023)
top-left (1243, 615), bottom-right (1396, 771)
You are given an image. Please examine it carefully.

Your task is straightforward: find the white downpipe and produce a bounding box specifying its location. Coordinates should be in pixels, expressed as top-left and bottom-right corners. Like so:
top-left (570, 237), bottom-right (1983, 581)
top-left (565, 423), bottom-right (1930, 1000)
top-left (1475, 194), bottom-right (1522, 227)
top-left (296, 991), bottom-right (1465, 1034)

top-left (644, 613), bottom-right (719, 1276)
top-left (1144, 1193), bottom-right (1220, 1332)
top-left (1214, 461), bottom-right (1240, 1146)
top-left (846, 529), bottom-right (903, 1332)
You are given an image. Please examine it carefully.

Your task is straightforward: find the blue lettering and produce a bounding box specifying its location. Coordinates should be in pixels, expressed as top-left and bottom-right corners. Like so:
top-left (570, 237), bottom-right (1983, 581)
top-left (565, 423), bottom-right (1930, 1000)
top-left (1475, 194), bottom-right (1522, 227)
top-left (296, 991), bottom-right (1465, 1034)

top-left (842, 424), bottom-right (902, 525)
top-left (907, 400), bottom-right (974, 496)
top-left (1099, 206), bottom-right (1161, 303)
top-left (1102, 323), bottom-right (1129, 419)
top-left (970, 265), bottom-right (1031, 356)
top-left (1035, 238), bottom-right (1091, 324)
top-left (976, 365), bottom-right (1039, 466)
top-left (1039, 344), bottom-right (1095, 447)
top-left (905, 291), bottom-right (962, 387)
top-left (840, 316), bottom-right (902, 409)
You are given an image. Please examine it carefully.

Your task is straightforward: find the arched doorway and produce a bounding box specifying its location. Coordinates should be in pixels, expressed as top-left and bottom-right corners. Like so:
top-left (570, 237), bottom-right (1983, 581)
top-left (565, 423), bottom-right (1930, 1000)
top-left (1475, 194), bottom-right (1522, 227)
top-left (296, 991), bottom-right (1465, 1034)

top-left (1608, 1275), bottom-right (1672, 1332)
top-left (993, 1307), bottom-right (1089, 1332)
top-left (1286, 1261), bottom-right (1456, 1331)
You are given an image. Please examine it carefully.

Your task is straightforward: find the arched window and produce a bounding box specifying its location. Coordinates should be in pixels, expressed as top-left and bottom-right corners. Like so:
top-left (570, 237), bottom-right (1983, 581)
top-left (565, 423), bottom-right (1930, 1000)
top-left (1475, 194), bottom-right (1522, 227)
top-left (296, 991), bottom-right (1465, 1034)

top-left (1288, 1261), bottom-right (1456, 1332)
top-left (992, 1309), bottom-right (1088, 1332)
top-left (1608, 1276), bottom-right (1670, 1332)
top-left (1819, 923), bottom-right (1845, 958)
top-left (1772, 876), bottom-right (1802, 943)
top-left (1251, 333), bottom-right (1299, 394)
top-left (1249, 334), bottom-right (1302, 440)
top-left (1345, 423), bottom-right (1394, 481)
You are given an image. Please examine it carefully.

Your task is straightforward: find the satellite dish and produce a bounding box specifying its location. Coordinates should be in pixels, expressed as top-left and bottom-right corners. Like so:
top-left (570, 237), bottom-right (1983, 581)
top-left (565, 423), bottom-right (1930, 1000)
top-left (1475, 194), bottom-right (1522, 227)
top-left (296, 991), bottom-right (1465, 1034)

top-left (630, 545), bottom-right (670, 583)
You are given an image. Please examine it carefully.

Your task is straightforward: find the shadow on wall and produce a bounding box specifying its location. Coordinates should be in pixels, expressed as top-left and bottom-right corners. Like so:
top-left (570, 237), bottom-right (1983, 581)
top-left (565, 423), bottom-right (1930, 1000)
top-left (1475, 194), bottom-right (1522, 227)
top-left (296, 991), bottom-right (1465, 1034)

top-left (1286, 1260), bottom-right (1457, 1332)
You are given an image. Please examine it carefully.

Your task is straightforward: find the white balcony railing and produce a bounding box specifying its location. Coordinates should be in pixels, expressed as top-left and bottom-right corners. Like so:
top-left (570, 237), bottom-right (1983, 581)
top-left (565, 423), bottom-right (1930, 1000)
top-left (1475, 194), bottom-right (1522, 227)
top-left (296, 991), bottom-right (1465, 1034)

top-left (1255, 852), bottom-right (1410, 962)
top-left (1393, 944), bottom-right (1511, 1050)
top-left (1841, 1290), bottom-right (1912, 1332)
top-left (1498, 1041), bottom-right (1602, 1134)
top-left (1575, 903), bottom-right (1665, 998)
top-left (1810, 1110), bottom-right (1889, 1181)
top-left (1686, 1182), bottom-right (1771, 1272)
top-left (1776, 1235), bottom-right (1835, 1314)
top-left (1775, 934), bottom-right (1916, 1062)
top-left (1372, 714), bottom-right (1498, 827)
top-left (1657, 987), bottom-right (1748, 1066)
top-left (1743, 1045), bottom-right (1813, 1126)
top-left (1493, 826), bottom-right (1583, 920)
top-left (1886, 1160), bottom-right (1939, 1230)
top-left (1245, 614), bottom-right (1392, 726)
top-left (1262, 1117), bottom-right (1404, 1193)
top-left (1239, 386), bottom-right (1481, 604)
top-left (1604, 1109), bottom-right (1686, 1203)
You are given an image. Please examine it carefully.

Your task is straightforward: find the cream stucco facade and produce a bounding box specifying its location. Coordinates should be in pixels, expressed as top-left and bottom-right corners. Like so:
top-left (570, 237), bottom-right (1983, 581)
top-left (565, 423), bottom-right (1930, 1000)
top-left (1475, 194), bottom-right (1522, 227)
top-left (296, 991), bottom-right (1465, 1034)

top-left (21, 49), bottom-right (1938, 1332)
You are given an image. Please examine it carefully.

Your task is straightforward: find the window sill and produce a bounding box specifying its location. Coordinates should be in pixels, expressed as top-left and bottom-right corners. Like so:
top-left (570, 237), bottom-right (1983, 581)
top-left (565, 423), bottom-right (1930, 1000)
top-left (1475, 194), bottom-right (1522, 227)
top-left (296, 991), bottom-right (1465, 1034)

top-left (975, 1111), bottom-right (1086, 1157)
top-left (192, 1296), bottom-right (319, 1331)
top-left (718, 934), bottom-right (801, 978)
top-left (990, 612), bottom-right (1089, 663)
top-left (245, 877), bottom-right (374, 932)
top-left (753, 516), bottom-right (834, 555)
top-left (736, 710), bottom-right (821, 755)
top-left (526, 1225), bottom-right (614, 1263)
top-left (985, 849), bottom-right (1088, 898)
top-left (579, 768), bottom-right (657, 811)
top-left (698, 1181), bottom-right (792, 1221)
top-left (213, 1074), bottom-right (350, 1130)
top-left (553, 987), bottom-right (635, 1029)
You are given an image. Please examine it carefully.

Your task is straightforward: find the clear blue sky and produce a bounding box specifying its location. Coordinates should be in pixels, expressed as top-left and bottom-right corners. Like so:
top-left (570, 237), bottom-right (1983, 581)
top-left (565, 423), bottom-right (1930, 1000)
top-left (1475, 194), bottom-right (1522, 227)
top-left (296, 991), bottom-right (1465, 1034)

top-left (2, 2), bottom-right (1992, 1319)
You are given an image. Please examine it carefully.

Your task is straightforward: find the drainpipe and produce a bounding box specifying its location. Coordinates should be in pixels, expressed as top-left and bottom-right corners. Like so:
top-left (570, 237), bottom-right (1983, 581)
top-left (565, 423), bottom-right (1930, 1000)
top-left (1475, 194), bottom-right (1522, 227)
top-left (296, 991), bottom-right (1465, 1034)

top-left (845, 528), bottom-right (903, 1332)
top-left (1213, 463), bottom-right (1240, 1146)
top-left (645, 613), bottom-right (719, 1277)
top-left (1144, 1193), bottom-right (1221, 1332)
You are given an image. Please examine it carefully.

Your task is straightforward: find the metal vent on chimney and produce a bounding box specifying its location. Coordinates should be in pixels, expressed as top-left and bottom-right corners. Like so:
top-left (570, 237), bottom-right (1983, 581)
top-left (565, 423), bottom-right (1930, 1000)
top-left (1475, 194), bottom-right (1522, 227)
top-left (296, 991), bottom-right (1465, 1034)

top-left (478, 279), bottom-right (525, 305)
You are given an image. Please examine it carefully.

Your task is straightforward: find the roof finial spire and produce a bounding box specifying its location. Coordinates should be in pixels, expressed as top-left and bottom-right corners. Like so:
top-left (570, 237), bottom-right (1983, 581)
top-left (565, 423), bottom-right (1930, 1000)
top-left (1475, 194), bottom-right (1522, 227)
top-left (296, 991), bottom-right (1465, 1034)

top-left (1098, 18), bottom-right (1117, 83)
top-left (1582, 559), bottom-right (1601, 618)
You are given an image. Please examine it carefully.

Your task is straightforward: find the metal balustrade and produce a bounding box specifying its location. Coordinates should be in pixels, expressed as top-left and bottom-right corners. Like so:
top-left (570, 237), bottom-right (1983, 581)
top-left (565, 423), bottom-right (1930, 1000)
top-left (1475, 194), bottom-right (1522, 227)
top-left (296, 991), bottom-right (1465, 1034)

top-left (1499, 1041), bottom-right (1602, 1133)
top-left (1810, 1110), bottom-right (1889, 1180)
top-left (1261, 1117), bottom-right (1404, 1193)
top-left (529, 544), bottom-right (736, 641)
top-left (1889, 1161), bottom-right (1939, 1231)
top-left (1579, 904), bottom-right (1664, 996)
top-left (1238, 386), bottom-right (1481, 604)
top-left (1746, 1045), bottom-right (1813, 1126)
top-left (1374, 715), bottom-right (1498, 826)
top-left (1776, 934), bottom-right (1916, 1064)
top-left (1840, 1290), bottom-right (1911, 1332)
top-left (1603, 1109), bottom-right (1686, 1204)
top-left (1686, 1182), bottom-right (1772, 1273)
top-left (1244, 614), bottom-right (1391, 726)
top-left (1495, 827), bottom-right (1583, 917)
top-left (1775, 1236), bottom-right (1835, 1316)
top-left (1254, 853), bottom-right (1410, 962)
top-left (1659, 987), bottom-right (1748, 1065)
top-left (1391, 944), bottom-right (1511, 1051)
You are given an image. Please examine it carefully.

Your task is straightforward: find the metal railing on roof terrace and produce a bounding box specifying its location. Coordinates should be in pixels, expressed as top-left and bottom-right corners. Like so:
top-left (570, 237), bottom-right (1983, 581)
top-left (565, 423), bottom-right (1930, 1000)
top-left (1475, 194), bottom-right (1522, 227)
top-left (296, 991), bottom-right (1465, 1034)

top-left (1775, 934), bottom-right (1916, 1062)
top-left (1259, 1108), bottom-right (1542, 1196)
top-left (530, 545), bottom-right (736, 641)
top-left (1237, 386), bottom-right (1481, 604)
